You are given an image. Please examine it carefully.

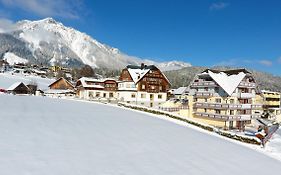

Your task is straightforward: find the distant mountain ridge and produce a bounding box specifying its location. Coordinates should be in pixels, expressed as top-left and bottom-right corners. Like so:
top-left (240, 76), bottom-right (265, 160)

top-left (0, 18), bottom-right (191, 71)
top-left (164, 66), bottom-right (281, 92)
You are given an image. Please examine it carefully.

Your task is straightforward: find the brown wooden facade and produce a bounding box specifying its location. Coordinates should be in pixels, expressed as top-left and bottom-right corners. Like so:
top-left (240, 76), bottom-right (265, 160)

top-left (49, 77), bottom-right (74, 90)
top-left (119, 65), bottom-right (170, 93)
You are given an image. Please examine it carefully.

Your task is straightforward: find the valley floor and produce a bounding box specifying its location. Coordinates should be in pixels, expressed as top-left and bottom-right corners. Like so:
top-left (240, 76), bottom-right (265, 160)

top-left (0, 94), bottom-right (280, 175)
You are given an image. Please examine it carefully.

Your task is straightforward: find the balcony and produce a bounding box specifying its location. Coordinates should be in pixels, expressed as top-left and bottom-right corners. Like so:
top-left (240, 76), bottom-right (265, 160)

top-left (238, 82), bottom-right (256, 88)
top-left (238, 92), bottom-right (255, 99)
top-left (251, 104), bottom-right (263, 109)
top-left (190, 81), bottom-right (217, 87)
top-left (194, 112), bottom-right (252, 121)
top-left (194, 92), bottom-right (213, 97)
top-left (194, 102), bottom-right (262, 110)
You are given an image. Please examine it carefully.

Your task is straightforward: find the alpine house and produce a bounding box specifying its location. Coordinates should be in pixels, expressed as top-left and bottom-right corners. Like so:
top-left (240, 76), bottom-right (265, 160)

top-left (189, 69), bottom-right (263, 130)
top-left (118, 64), bottom-right (171, 107)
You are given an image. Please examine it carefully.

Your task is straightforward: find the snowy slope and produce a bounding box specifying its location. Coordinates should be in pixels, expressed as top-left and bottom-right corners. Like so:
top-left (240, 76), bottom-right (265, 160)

top-left (0, 18), bottom-right (191, 70)
top-left (3, 52), bottom-right (28, 65)
top-left (0, 95), bottom-right (280, 175)
top-left (264, 129), bottom-right (281, 161)
top-left (0, 72), bottom-right (54, 90)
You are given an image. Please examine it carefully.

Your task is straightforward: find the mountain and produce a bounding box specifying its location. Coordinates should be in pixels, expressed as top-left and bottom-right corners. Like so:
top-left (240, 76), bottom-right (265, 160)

top-left (0, 18), bottom-right (191, 71)
top-left (164, 66), bottom-right (281, 92)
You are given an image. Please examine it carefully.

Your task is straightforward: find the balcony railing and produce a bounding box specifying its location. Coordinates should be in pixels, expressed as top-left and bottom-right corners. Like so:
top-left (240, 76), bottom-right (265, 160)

top-left (238, 92), bottom-right (255, 99)
top-left (194, 102), bottom-right (263, 110)
top-left (238, 82), bottom-right (256, 88)
top-left (194, 112), bottom-right (252, 121)
top-left (190, 81), bottom-right (217, 87)
top-left (159, 106), bottom-right (189, 112)
top-left (194, 92), bottom-right (213, 97)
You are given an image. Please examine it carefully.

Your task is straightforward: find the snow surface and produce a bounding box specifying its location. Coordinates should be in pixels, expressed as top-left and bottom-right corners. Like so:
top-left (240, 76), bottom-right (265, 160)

top-left (3, 52), bottom-right (28, 65)
top-left (264, 129), bottom-right (281, 161)
top-left (208, 70), bottom-right (246, 95)
top-left (0, 94), bottom-right (280, 175)
top-left (0, 72), bottom-right (54, 90)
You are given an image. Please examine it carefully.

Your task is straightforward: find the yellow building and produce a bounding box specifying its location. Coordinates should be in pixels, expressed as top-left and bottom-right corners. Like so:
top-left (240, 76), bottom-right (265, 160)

top-left (188, 69), bottom-right (263, 130)
top-left (261, 90), bottom-right (281, 122)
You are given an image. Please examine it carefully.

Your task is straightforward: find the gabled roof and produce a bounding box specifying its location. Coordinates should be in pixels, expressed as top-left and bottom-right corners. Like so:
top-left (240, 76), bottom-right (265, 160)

top-left (48, 77), bottom-right (74, 88)
top-left (77, 77), bottom-right (116, 88)
top-left (202, 68), bottom-right (251, 75)
top-left (173, 87), bottom-right (188, 95)
top-left (7, 82), bottom-right (29, 91)
top-left (126, 64), bottom-right (171, 85)
top-left (207, 70), bottom-right (246, 96)
top-left (127, 68), bottom-right (150, 83)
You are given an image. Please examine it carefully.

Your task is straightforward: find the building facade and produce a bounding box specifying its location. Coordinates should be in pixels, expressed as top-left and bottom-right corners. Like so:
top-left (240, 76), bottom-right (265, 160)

top-left (189, 69), bottom-right (263, 130)
top-left (76, 77), bottom-right (118, 102)
top-left (118, 64), bottom-right (170, 107)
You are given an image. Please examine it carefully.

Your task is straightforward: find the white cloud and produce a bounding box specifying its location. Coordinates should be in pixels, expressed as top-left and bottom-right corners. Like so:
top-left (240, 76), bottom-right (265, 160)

top-left (210, 2), bottom-right (229, 11)
top-left (0, 18), bottom-right (15, 33)
top-left (0, 0), bottom-right (83, 19)
top-left (259, 60), bottom-right (272, 66)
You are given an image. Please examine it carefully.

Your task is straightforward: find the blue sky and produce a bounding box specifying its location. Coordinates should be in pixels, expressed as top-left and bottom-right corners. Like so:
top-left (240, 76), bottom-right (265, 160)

top-left (0, 0), bottom-right (281, 75)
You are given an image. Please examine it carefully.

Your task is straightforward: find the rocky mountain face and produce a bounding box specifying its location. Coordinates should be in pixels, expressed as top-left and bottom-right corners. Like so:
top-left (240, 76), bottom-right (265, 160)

top-left (0, 18), bottom-right (191, 71)
top-left (164, 66), bottom-right (281, 92)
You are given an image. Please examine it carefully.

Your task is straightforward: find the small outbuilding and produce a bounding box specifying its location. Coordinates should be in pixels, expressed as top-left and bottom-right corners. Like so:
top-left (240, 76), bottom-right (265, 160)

top-left (7, 82), bottom-right (30, 95)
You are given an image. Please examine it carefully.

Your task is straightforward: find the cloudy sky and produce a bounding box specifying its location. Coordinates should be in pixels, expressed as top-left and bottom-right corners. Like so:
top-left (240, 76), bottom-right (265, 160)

top-left (0, 0), bottom-right (281, 75)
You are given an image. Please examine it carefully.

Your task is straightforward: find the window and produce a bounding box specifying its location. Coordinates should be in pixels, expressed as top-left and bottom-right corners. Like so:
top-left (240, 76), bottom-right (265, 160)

top-left (230, 110), bottom-right (234, 115)
top-left (193, 98), bottom-right (197, 102)
top-left (204, 87), bottom-right (208, 91)
top-left (103, 93), bottom-right (106, 98)
top-left (158, 94), bottom-right (162, 99)
top-left (141, 94), bottom-right (146, 98)
top-left (151, 85), bottom-right (155, 90)
top-left (142, 84), bottom-right (145, 89)
top-left (230, 99), bottom-right (234, 104)
top-left (205, 98), bottom-right (208, 102)
top-left (159, 86), bottom-right (162, 91)
top-left (109, 93), bottom-right (114, 98)
top-left (215, 98), bottom-right (221, 103)
top-left (215, 109), bottom-right (221, 114)
top-left (204, 108), bottom-right (207, 113)
top-left (131, 93), bottom-right (136, 98)
top-left (215, 87), bottom-right (219, 93)
top-left (96, 92), bottom-right (100, 97)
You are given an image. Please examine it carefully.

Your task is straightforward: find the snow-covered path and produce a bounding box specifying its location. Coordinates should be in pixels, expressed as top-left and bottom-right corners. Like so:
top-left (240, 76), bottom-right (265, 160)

top-left (0, 95), bottom-right (280, 175)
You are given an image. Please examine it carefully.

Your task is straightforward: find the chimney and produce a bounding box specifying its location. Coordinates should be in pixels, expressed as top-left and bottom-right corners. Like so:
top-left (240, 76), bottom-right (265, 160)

top-left (141, 63), bottom-right (144, 69)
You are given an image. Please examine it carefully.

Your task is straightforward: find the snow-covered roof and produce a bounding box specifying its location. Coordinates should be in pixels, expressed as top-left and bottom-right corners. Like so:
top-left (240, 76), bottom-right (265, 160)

top-left (126, 65), bottom-right (171, 85)
top-left (77, 77), bottom-right (116, 88)
top-left (173, 87), bottom-right (188, 95)
top-left (208, 70), bottom-right (246, 96)
top-left (44, 89), bottom-right (74, 94)
top-left (7, 82), bottom-right (28, 91)
top-left (261, 90), bottom-right (281, 94)
top-left (127, 68), bottom-right (150, 83)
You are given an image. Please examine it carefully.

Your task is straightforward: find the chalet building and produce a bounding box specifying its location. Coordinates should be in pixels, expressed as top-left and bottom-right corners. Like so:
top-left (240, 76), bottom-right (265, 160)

top-left (7, 82), bottom-right (30, 95)
top-left (118, 64), bottom-right (171, 107)
top-left (45, 77), bottom-right (75, 97)
top-left (188, 69), bottom-right (263, 130)
top-left (76, 77), bottom-right (118, 102)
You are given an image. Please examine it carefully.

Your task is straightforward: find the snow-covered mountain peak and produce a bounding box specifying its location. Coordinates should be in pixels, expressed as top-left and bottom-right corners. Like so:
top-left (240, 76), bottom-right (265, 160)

top-left (1, 18), bottom-right (191, 70)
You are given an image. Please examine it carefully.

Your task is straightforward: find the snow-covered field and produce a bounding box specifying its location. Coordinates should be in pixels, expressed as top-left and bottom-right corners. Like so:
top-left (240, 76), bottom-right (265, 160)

top-left (0, 72), bottom-right (54, 90)
top-left (0, 94), bottom-right (280, 175)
